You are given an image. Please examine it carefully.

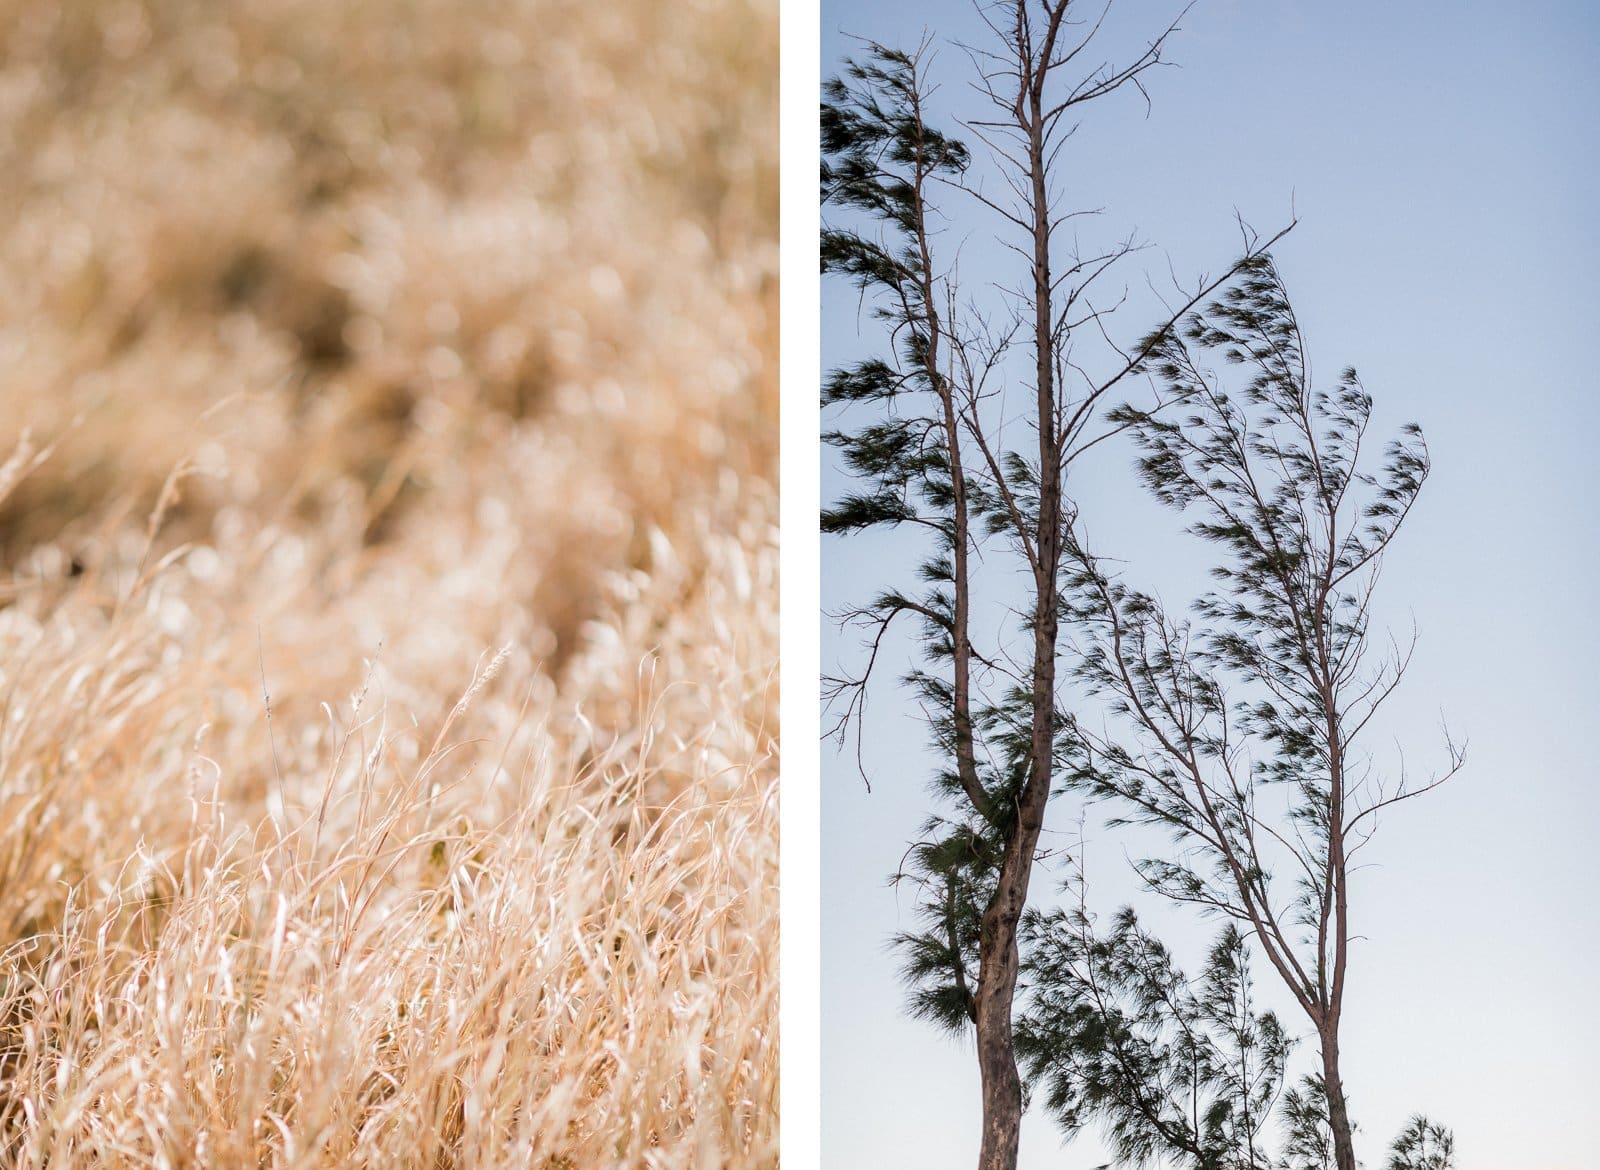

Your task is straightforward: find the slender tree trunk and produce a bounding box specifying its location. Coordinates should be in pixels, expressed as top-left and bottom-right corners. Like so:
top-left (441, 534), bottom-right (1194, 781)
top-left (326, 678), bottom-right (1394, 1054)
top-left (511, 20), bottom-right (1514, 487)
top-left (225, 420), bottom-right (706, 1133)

top-left (973, 764), bottom-right (1057, 1170)
top-left (974, 898), bottom-right (1025, 1170)
top-left (1322, 649), bottom-right (1355, 1170)
top-left (926, 78), bottom-right (1023, 1170)
top-left (972, 12), bottom-right (1066, 1168)
top-left (1319, 1030), bottom-right (1357, 1170)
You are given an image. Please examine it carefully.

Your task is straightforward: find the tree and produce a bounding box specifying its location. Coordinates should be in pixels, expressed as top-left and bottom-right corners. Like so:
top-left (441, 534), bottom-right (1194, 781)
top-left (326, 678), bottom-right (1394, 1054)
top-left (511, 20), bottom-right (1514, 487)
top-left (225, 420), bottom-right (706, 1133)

top-left (821, 6), bottom-right (1286, 1167)
top-left (1060, 254), bottom-right (1464, 1170)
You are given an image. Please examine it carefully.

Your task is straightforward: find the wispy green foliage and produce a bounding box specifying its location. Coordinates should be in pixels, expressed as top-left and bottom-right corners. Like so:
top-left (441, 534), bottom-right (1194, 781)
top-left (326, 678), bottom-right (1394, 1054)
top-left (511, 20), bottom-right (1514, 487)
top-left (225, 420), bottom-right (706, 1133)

top-left (821, 41), bottom-right (969, 432)
top-left (892, 817), bottom-right (996, 1033)
top-left (1278, 1077), bottom-right (1338, 1170)
top-left (1019, 912), bottom-right (1289, 1170)
top-left (1384, 1115), bottom-right (1455, 1170)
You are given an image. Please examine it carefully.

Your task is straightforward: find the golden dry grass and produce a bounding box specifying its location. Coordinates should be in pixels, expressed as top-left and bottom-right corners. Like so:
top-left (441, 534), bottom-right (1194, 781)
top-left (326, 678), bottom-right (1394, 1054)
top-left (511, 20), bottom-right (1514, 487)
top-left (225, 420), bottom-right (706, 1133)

top-left (0, 1), bottom-right (777, 1166)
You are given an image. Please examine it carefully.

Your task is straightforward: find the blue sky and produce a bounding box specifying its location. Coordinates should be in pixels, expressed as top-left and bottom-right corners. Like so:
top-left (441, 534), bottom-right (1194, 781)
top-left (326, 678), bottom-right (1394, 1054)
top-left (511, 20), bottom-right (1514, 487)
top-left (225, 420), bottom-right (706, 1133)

top-left (820, 3), bottom-right (1599, 1168)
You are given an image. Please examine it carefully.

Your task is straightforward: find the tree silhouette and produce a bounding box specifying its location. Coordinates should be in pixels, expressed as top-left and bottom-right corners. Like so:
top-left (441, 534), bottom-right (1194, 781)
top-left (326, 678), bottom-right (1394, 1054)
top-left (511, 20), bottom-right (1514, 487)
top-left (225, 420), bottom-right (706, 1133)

top-left (1060, 256), bottom-right (1464, 1170)
top-left (822, 6), bottom-right (1286, 1165)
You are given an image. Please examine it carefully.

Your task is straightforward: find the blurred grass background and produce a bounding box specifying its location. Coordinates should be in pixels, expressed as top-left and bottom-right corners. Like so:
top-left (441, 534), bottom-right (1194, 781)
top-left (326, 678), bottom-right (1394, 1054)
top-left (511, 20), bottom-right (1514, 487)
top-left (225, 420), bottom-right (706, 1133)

top-left (0, 0), bottom-right (777, 1165)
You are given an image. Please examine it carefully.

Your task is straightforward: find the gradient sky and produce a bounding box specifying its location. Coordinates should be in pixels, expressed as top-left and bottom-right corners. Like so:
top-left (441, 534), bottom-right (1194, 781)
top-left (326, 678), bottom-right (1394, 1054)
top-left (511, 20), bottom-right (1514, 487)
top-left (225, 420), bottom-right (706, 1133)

top-left (820, 3), bottom-right (1599, 1168)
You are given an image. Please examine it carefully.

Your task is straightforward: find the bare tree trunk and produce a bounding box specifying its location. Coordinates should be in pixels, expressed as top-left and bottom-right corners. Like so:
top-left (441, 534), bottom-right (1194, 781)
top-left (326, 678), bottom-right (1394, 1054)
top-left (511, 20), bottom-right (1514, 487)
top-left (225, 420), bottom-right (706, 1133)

top-left (1319, 1030), bottom-right (1357, 1170)
top-left (975, 899), bottom-right (1025, 1170)
top-left (973, 763), bottom-right (1057, 1170)
top-left (973, 9), bottom-right (1068, 1167)
top-left (1323, 665), bottom-right (1355, 1170)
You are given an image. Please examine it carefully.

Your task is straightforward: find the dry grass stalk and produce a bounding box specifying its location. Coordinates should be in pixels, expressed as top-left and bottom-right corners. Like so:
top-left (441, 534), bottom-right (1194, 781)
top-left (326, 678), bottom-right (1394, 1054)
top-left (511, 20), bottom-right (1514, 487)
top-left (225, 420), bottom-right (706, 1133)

top-left (0, 0), bottom-right (777, 1165)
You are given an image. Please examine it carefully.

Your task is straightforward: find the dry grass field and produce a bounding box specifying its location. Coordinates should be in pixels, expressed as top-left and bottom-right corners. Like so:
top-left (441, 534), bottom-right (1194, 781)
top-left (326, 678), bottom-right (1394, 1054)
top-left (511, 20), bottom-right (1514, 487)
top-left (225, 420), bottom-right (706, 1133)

top-left (0, 1), bottom-right (777, 1166)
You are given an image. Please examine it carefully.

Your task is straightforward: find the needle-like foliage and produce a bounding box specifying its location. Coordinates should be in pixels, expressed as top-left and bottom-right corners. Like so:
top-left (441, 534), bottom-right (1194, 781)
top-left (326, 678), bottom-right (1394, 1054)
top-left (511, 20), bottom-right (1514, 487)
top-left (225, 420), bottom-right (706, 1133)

top-left (1018, 912), bottom-right (1289, 1170)
top-left (1383, 1115), bottom-right (1455, 1170)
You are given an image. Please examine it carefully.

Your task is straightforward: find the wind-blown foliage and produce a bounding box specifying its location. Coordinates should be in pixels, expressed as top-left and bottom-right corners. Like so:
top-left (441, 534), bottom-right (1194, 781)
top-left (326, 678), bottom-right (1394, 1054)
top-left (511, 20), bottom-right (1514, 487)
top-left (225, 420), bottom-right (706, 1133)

top-left (1018, 911), bottom-right (1290, 1170)
top-left (892, 818), bottom-right (994, 1033)
top-left (1384, 1115), bottom-right (1455, 1170)
top-left (1277, 1077), bottom-right (1338, 1170)
top-left (820, 41), bottom-right (986, 817)
top-left (1060, 254), bottom-right (1461, 1170)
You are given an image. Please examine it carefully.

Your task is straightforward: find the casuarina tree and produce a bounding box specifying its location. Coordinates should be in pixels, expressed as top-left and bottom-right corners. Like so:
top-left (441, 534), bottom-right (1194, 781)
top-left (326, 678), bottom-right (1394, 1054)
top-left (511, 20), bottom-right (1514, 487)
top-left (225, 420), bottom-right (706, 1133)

top-left (1060, 254), bottom-right (1464, 1170)
top-left (821, 5), bottom-right (1287, 1167)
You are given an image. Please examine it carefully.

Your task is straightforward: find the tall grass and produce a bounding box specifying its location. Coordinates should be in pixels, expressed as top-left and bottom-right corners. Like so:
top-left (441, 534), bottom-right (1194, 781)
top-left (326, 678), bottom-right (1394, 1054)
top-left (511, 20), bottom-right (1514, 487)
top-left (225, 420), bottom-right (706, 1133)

top-left (0, 1), bottom-right (777, 1166)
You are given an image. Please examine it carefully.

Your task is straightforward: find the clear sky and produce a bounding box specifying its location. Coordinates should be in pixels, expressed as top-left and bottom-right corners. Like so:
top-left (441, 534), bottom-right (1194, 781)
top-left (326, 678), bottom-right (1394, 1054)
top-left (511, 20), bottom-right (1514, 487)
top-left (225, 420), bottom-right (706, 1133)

top-left (820, 3), bottom-right (1599, 1168)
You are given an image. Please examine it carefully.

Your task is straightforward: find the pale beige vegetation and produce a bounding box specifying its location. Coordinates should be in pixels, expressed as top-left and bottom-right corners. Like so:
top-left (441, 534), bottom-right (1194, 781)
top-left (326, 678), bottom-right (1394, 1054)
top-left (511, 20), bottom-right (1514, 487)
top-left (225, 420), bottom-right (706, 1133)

top-left (0, 1), bottom-right (777, 1166)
